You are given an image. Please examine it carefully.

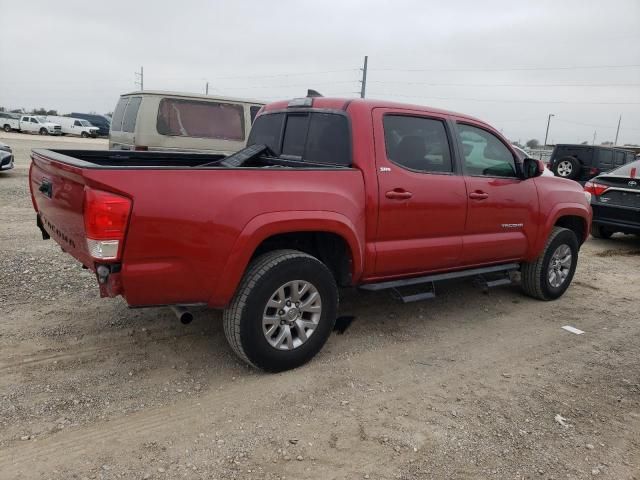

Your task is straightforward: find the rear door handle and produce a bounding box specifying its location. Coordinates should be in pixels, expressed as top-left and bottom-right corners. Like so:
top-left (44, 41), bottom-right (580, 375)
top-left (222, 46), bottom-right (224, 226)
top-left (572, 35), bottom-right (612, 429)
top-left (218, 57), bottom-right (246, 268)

top-left (385, 189), bottom-right (413, 200)
top-left (469, 191), bottom-right (489, 200)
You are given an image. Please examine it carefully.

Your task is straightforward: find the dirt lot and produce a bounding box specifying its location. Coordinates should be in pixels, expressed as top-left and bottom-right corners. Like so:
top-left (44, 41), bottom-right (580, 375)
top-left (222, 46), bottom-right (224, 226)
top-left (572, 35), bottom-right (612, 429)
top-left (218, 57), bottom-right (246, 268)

top-left (0, 132), bottom-right (638, 480)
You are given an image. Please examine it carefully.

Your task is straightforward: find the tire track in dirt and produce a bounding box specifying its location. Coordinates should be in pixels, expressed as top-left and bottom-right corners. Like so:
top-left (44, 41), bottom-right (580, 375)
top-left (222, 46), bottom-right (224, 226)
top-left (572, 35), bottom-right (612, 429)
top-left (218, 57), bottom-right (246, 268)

top-left (1, 305), bottom-right (630, 477)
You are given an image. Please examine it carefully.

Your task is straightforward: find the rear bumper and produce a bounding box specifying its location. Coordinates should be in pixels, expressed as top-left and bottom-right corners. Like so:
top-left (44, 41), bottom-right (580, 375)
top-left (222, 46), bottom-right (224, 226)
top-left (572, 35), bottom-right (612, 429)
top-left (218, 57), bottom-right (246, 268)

top-left (592, 203), bottom-right (640, 234)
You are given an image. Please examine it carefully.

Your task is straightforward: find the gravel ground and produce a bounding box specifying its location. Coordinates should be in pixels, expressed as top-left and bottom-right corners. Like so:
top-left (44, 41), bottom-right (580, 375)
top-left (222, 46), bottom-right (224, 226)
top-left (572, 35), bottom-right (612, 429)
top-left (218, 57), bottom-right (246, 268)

top-left (0, 132), bottom-right (639, 479)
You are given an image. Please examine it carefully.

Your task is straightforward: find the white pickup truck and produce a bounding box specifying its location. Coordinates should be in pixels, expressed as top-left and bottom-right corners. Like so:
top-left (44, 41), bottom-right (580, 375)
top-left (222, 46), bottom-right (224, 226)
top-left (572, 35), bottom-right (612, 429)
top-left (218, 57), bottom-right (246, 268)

top-left (0, 112), bottom-right (21, 132)
top-left (17, 115), bottom-right (62, 135)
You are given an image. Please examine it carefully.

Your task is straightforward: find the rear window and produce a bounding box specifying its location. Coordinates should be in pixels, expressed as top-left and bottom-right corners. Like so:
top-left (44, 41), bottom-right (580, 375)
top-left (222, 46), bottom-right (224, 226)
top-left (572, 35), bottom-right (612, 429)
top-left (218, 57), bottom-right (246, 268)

top-left (614, 151), bottom-right (625, 166)
top-left (122, 97), bottom-right (142, 133)
top-left (282, 114), bottom-right (309, 157)
top-left (111, 98), bottom-right (128, 132)
top-left (156, 98), bottom-right (245, 140)
top-left (248, 112), bottom-right (350, 166)
top-left (247, 113), bottom-right (284, 153)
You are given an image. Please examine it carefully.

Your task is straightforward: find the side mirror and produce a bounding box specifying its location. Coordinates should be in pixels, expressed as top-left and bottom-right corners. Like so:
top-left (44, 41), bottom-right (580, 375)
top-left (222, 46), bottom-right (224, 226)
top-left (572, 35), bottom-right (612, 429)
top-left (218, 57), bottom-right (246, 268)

top-left (523, 158), bottom-right (544, 179)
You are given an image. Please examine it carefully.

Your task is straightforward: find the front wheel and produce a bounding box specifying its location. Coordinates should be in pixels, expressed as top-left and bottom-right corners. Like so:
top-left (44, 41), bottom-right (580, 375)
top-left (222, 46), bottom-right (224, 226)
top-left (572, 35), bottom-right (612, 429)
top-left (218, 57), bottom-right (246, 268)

top-left (521, 227), bottom-right (579, 300)
top-left (223, 250), bottom-right (338, 372)
top-left (39, 128), bottom-right (48, 135)
top-left (81, 131), bottom-right (89, 138)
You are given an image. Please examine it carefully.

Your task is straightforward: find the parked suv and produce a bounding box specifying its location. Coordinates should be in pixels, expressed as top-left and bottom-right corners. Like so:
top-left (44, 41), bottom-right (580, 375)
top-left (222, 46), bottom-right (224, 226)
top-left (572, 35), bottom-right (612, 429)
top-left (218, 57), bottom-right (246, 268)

top-left (549, 144), bottom-right (635, 182)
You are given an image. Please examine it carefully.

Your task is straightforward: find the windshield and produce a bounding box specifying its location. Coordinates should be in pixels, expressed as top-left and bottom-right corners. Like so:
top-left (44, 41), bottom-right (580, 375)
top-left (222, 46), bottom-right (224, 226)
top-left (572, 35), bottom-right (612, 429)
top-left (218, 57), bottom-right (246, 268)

top-left (36, 116), bottom-right (47, 123)
top-left (79, 120), bottom-right (91, 126)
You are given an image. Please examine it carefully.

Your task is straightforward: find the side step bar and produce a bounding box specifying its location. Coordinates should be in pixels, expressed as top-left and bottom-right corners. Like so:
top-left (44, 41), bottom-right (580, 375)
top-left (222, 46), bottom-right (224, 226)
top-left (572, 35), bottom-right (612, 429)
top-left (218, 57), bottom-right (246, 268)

top-left (360, 263), bottom-right (519, 303)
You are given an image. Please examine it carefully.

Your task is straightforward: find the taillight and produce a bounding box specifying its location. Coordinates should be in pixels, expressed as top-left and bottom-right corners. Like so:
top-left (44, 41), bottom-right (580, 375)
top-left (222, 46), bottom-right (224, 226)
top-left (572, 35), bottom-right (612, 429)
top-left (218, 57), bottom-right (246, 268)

top-left (83, 188), bottom-right (131, 260)
top-left (631, 167), bottom-right (637, 179)
top-left (584, 181), bottom-right (609, 197)
top-left (134, 145), bottom-right (148, 151)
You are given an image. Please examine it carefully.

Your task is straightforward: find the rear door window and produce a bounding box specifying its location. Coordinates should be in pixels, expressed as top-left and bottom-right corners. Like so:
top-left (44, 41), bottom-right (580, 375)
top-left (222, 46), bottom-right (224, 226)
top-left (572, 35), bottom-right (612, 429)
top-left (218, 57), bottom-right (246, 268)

top-left (382, 115), bottom-right (452, 173)
top-left (598, 149), bottom-right (613, 169)
top-left (156, 98), bottom-right (245, 140)
top-left (111, 98), bottom-right (128, 132)
top-left (614, 151), bottom-right (625, 166)
top-left (122, 96), bottom-right (142, 133)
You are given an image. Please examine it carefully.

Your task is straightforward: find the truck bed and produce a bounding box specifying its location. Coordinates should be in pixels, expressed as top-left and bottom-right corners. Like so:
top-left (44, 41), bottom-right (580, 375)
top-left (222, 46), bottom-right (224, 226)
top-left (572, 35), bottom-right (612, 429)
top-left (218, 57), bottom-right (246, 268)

top-left (32, 149), bottom-right (226, 168)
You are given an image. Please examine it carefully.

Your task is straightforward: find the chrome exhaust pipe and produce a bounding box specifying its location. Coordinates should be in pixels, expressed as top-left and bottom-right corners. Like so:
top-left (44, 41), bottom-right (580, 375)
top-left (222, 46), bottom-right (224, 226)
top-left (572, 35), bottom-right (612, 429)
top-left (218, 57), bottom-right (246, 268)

top-left (170, 306), bottom-right (194, 325)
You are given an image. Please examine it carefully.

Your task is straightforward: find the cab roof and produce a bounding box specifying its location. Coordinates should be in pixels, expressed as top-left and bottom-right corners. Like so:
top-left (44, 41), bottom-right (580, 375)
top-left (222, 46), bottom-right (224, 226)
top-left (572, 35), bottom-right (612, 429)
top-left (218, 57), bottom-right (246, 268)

top-left (262, 96), bottom-right (485, 123)
top-left (121, 90), bottom-right (266, 105)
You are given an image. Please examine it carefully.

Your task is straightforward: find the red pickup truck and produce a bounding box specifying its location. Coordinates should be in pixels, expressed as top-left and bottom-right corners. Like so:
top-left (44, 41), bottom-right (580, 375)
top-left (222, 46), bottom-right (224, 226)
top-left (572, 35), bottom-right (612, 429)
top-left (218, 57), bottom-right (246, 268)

top-left (29, 97), bottom-right (591, 371)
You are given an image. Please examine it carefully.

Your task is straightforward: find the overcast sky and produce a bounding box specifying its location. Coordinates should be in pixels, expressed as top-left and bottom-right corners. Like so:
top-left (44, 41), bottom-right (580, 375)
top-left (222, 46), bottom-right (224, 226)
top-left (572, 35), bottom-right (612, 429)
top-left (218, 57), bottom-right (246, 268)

top-left (1, 0), bottom-right (639, 145)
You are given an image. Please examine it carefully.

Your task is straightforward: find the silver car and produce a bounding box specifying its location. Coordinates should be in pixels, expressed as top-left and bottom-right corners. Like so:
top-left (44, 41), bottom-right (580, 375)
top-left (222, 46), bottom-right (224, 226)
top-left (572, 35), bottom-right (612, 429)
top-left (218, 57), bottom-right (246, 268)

top-left (0, 141), bottom-right (14, 171)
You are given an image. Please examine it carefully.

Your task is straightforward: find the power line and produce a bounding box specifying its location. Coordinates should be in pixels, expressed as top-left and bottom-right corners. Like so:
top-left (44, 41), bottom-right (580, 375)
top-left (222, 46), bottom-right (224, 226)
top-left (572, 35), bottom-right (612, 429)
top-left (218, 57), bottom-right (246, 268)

top-left (200, 68), bottom-right (359, 81)
top-left (366, 91), bottom-right (640, 105)
top-left (370, 64), bottom-right (640, 73)
top-left (367, 80), bottom-right (640, 88)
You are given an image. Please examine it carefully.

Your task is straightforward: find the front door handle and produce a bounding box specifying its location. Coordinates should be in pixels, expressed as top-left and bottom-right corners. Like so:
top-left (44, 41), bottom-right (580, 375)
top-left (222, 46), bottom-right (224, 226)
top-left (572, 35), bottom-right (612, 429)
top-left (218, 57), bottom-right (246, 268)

top-left (386, 189), bottom-right (413, 200)
top-left (469, 191), bottom-right (489, 200)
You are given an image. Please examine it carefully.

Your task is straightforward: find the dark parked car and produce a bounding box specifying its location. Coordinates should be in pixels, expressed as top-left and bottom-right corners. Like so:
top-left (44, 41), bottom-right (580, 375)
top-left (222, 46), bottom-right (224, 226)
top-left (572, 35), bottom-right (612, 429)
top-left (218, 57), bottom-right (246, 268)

top-left (585, 159), bottom-right (640, 238)
top-left (68, 113), bottom-right (111, 136)
top-left (549, 144), bottom-right (635, 182)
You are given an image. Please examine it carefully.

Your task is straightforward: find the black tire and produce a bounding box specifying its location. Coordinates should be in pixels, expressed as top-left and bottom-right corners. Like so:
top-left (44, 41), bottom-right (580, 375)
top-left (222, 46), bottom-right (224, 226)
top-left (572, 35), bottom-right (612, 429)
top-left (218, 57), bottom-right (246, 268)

top-left (39, 128), bottom-right (48, 135)
top-left (521, 227), bottom-right (579, 301)
top-left (553, 156), bottom-right (580, 180)
top-left (223, 249), bottom-right (338, 372)
top-left (2, 124), bottom-right (10, 133)
top-left (591, 224), bottom-right (614, 239)
top-left (81, 131), bottom-right (89, 138)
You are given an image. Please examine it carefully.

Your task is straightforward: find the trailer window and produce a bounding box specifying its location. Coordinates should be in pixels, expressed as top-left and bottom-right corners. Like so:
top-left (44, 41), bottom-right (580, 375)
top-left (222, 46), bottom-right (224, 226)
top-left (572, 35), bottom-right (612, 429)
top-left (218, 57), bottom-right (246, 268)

top-left (111, 98), bottom-right (128, 132)
top-left (121, 97), bottom-right (142, 133)
top-left (157, 98), bottom-right (245, 140)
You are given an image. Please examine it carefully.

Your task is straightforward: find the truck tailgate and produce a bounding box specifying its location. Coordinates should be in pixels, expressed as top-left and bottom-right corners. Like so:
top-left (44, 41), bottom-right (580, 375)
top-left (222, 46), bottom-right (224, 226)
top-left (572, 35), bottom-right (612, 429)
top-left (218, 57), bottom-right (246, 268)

top-left (30, 151), bottom-right (96, 268)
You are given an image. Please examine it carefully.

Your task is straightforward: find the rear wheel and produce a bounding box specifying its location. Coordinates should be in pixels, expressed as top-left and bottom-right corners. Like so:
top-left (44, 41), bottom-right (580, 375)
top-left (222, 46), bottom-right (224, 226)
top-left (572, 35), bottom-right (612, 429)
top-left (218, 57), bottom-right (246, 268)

top-left (39, 128), bottom-right (48, 135)
top-left (2, 124), bottom-right (10, 132)
top-left (223, 249), bottom-right (338, 372)
top-left (521, 227), bottom-right (578, 300)
top-left (553, 156), bottom-right (580, 179)
top-left (591, 224), bottom-right (614, 239)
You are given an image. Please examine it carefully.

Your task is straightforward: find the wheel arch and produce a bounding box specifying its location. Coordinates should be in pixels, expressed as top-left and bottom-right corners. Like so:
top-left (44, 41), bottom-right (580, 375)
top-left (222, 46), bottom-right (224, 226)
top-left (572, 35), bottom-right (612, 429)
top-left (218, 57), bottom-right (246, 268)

top-left (208, 211), bottom-right (364, 308)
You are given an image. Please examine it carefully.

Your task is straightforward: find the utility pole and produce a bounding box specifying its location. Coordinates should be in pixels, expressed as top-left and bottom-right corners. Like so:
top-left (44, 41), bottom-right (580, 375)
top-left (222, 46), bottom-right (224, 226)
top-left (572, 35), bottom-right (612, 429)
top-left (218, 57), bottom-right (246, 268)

top-left (205, 81), bottom-right (209, 95)
top-left (544, 113), bottom-right (554, 146)
top-left (592, 130), bottom-right (597, 145)
top-left (614, 115), bottom-right (621, 145)
top-left (359, 56), bottom-right (368, 99)
top-left (134, 66), bottom-right (144, 91)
